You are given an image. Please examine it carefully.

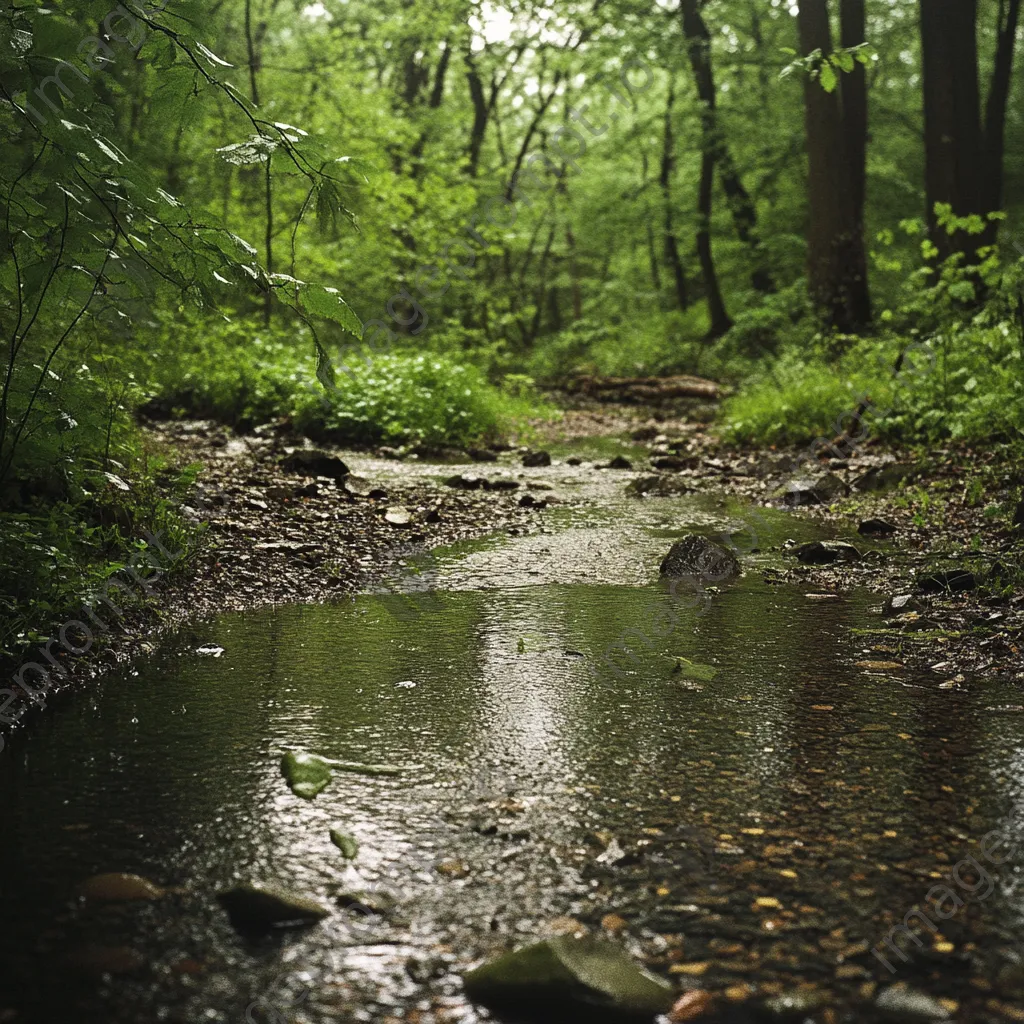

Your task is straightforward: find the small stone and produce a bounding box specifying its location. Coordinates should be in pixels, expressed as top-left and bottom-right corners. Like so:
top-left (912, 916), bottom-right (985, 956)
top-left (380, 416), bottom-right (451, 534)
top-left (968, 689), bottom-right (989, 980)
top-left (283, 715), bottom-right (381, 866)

top-left (775, 472), bottom-right (847, 506)
top-left (384, 506), bottom-right (413, 526)
top-left (483, 478), bottom-right (520, 491)
top-left (281, 750), bottom-right (332, 799)
top-left (436, 858), bottom-right (470, 878)
top-left (651, 456), bottom-right (698, 472)
top-left (627, 475), bottom-right (690, 497)
top-left (281, 449), bottom-right (349, 480)
top-left (463, 936), bottom-right (674, 1019)
top-left (858, 518), bottom-right (897, 537)
top-left (875, 985), bottom-right (951, 1021)
top-left (668, 990), bottom-right (713, 1022)
top-left (265, 485), bottom-right (294, 501)
top-left (600, 913), bottom-right (628, 934)
top-left (466, 448), bottom-right (498, 462)
top-left (884, 594), bottom-right (921, 614)
top-left (604, 456), bottom-right (633, 470)
top-left (343, 476), bottom-right (374, 497)
top-left (795, 541), bottom-right (862, 565)
top-left (77, 873), bottom-right (165, 903)
top-left (761, 989), bottom-right (828, 1019)
top-left (519, 494), bottom-right (548, 509)
top-left (854, 463), bottom-right (919, 493)
top-left (445, 474), bottom-right (484, 490)
top-left (217, 884), bottom-right (330, 931)
top-left (565, 456), bottom-right (583, 466)
top-left (522, 450), bottom-right (552, 467)
top-left (330, 829), bottom-right (359, 860)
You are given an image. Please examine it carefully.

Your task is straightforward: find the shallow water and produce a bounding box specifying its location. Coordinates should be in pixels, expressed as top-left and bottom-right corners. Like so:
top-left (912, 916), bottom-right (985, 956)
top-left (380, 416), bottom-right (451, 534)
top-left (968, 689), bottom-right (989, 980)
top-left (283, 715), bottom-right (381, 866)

top-left (2, 459), bottom-right (1024, 1024)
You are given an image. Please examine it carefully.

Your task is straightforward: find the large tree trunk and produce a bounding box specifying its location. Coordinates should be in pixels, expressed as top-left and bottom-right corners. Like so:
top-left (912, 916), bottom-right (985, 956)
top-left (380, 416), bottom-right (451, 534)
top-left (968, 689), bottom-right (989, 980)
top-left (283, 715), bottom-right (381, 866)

top-left (840, 0), bottom-right (867, 234)
top-left (660, 80), bottom-right (689, 312)
top-left (680, 0), bottom-right (773, 294)
top-left (797, 0), bottom-right (871, 331)
top-left (696, 148), bottom-right (732, 338)
top-left (920, 0), bottom-right (983, 258)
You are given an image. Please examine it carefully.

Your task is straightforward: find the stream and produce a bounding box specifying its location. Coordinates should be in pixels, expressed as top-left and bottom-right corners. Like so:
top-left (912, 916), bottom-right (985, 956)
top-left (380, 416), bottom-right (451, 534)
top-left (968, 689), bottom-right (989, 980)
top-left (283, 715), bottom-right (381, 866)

top-left (2, 438), bottom-right (1024, 1023)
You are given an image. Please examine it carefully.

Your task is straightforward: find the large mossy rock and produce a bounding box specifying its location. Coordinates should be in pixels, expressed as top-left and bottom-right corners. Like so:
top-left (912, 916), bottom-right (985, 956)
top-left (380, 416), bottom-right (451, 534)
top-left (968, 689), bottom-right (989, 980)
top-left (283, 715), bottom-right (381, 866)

top-left (281, 751), bottom-right (332, 799)
top-left (217, 883), bottom-right (329, 931)
top-left (659, 535), bottom-right (740, 583)
top-left (463, 936), bottom-right (674, 1020)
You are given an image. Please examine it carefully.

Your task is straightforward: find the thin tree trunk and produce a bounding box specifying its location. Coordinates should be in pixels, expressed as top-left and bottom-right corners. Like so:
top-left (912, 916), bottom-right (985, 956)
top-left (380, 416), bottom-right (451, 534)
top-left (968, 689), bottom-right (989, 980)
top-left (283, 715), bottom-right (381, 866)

top-left (660, 80), bottom-right (689, 312)
top-left (244, 0), bottom-right (272, 325)
top-left (696, 148), bottom-right (732, 338)
top-left (681, 0), bottom-right (773, 294)
top-left (465, 51), bottom-right (488, 176)
top-left (983, 0), bottom-right (1022, 240)
top-left (840, 0), bottom-right (867, 236)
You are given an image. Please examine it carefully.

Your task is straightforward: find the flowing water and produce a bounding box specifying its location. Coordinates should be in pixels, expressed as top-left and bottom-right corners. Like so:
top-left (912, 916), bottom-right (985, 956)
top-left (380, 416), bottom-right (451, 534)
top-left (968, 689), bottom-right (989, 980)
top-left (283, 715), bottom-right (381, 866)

top-left (2, 444), bottom-right (1024, 1023)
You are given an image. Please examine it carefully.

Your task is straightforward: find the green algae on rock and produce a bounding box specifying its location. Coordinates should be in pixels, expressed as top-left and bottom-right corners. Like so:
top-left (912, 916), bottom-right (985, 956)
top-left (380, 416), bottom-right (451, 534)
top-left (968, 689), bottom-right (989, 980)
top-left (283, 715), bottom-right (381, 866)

top-left (330, 828), bottom-right (359, 859)
top-left (217, 883), bottom-right (329, 930)
top-left (463, 935), bottom-right (674, 1020)
top-left (281, 750), bottom-right (332, 798)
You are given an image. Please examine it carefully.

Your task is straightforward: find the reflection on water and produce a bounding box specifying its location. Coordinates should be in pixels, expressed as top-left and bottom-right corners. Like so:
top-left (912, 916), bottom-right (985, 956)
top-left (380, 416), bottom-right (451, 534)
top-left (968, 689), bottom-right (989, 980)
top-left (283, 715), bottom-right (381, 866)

top-left (2, 495), bottom-right (1024, 1023)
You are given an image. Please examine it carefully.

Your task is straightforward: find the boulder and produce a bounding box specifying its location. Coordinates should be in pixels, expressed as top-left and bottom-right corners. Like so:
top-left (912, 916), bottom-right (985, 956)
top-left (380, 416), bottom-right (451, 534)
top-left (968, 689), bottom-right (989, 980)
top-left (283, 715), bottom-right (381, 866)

top-left (660, 536), bottom-right (740, 582)
top-left (463, 936), bottom-right (674, 1020)
top-left (217, 883), bottom-right (329, 930)
top-left (280, 449), bottom-right (349, 480)
top-left (794, 541), bottom-right (862, 565)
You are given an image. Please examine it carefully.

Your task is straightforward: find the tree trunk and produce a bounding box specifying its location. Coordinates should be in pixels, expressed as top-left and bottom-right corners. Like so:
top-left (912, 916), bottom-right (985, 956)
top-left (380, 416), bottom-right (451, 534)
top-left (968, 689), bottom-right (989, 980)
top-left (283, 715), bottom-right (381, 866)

top-left (244, 0), bottom-right (272, 326)
top-left (839, 0), bottom-right (867, 234)
top-left (660, 80), bottom-right (689, 312)
top-left (680, 0), bottom-right (773, 294)
top-left (464, 52), bottom-right (488, 176)
top-left (797, 0), bottom-right (871, 331)
top-left (920, 0), bottom-right (983, 258)
top-left (696, 149), bottom-right (732, 338)
top-left (982, 0), bottom-right (1022, 240)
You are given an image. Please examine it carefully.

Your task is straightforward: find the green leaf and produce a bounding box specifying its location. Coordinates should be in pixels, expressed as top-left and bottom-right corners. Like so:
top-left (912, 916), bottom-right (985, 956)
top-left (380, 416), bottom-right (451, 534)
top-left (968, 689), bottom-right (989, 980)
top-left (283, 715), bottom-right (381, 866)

top-left (300, 284), bottom-right (363, 338)
top-left (819, 63), bottom-right (838, 93)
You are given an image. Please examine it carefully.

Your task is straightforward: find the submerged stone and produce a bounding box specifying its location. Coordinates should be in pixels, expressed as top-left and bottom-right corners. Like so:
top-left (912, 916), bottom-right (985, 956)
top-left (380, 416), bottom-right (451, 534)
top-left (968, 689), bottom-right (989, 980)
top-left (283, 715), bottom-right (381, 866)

top-left (522, 450), bottom-right (552, 467)
top-left (217, 883), bottom-right (329, 930)
top-left (281, 750), bottom-right (332, 798)
top-left (76, 872), bottom-right (165, 903)
top-left (463, 935), bottom-right (674, 1020)
top-left (795, 541), bottom-right (862, 565)
top-left (660, 535), bottom-right (740, 582)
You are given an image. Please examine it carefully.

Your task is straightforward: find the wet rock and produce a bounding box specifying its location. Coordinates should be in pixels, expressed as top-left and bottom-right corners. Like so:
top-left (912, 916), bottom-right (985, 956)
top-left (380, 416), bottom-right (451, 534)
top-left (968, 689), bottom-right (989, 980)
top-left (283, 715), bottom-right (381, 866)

top-left (566, 456), bottom-right (583, 466)
top-left (660, 536), bottom-right (740, 582)
top-left (483, 478), bottom-right (520, 492)
top-left (335, 888), bottom-right (397, 915)
top-left (604, 456), bottom-right (633, 470)
top-left (519, 494), bottom-right (548, 509)
top-left (66, 945), bottom-right (146, 976)
top-left (296, 481), bottom-right (319, 498)
top-left (265, 485), bottom-right (295, 501)
top-left (775, 473), bottom-right (847, 507)
top-left (627, 475), bottom-right (690, 497)
top-left (884, 594), bottom-right (923, 614)
top-left (761, 989), bottom-right (828, 1019)
top-left (281, 450), bottom-right (349, 480)
top-left (795, 541), bottom-right (862, 565)
top-left (854, 462), bottom-right (919, 493)
top-left (522, 450), bottom-right (552, 467)
top-left (343, 475), bottom-right (374, 497)
top-left (467, 447), bottom-right (498, 463)
top-left (463, 936), bottom-right (674, 1020)
top-left (875, 985), bottom-right (951, 1021)
top-left (217, 883), bottom-right (329, 930)
top-left (384, 506), bottom-right (413, 526)
top-left (858, 517), bottom-right (897, 537)
top-left (330, 829), bottom-right (359, 860)
top-left (668, 990), bottom-right (713, 1021)
top-left (436, 858), bottom-right (471, 878)
top-left (631, 426), bottom-right (660, 441)
top-left (916, 569), bottom-right (977, 593)
top-left (76, 873), bottom-right (165, 903)
top-left (281, 751), bottom-right (332, 799)
top-left (445, 474), bottom-right (484, 490)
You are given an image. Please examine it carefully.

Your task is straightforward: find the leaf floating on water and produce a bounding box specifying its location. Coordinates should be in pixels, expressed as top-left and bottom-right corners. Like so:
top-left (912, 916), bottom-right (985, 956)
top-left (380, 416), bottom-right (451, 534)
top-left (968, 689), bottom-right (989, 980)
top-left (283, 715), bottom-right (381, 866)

top-left (330, 829), bottom-right (359, 860)
top-left (671, 657), bottom-right (717, 681)
top-left (281, 751), bottom-right (332, 798)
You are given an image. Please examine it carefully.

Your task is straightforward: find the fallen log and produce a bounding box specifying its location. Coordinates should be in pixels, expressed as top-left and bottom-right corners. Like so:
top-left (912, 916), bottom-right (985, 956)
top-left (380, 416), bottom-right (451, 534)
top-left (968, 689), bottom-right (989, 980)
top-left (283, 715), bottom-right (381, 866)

top-left (562, 374), bottom-right (722, 402)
